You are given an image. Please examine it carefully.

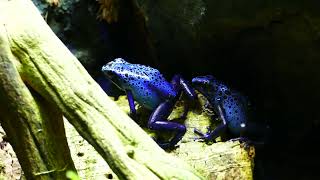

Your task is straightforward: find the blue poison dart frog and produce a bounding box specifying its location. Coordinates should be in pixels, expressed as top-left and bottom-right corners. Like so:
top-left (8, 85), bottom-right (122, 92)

top-left (192, 75), bottom-right (269, 145)
top-left (101, 58), bottom-right (196, 149)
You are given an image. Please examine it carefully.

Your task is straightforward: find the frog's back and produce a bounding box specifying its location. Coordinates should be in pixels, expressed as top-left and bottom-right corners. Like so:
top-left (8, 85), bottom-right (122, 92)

top-left (209, 82), bottom-right (249, 135)
top-left (221, 91), bottom-right (249, 135)
top-left (125, 63), bottom-right (176, 110)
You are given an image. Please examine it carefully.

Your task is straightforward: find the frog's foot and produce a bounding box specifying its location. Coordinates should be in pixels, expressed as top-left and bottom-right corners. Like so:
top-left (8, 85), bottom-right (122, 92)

top-left (228, 137), bottom-right (250, 142)
top-left (193, 128), bottom-right (215, 142)
top-left (150, 121), bottom-right (186, 149)
top-left (193, 128), bottom-right (205, 137)
top-left (193, 135), bottom-right (214, 142)
top-left (193, 126), bottom-right (211, 136)
top-left (228, 137), bottom-right (264, 149)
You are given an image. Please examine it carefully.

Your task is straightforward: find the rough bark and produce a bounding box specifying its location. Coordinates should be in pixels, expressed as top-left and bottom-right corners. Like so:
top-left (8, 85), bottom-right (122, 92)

top-left (0, 0), bottom-right (202, 179)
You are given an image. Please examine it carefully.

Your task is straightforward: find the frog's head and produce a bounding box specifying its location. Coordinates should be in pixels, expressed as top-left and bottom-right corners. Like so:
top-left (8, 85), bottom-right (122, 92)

top-left (101, 58), bottom-right (130, 89)
top-left (192, 75), bottom-right (219, 95)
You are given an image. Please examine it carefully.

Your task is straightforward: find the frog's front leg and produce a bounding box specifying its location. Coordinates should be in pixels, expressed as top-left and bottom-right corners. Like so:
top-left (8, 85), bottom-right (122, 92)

top-left (125, 90), bottom-right (136, 117)
top-left (194, 105), bottom-right (227, 142)
top-left (171, 74), bottom-right (196, 99)
top-left (148, 100), bottom-right (186, 149)
top-left (171, 74), bottom-right (197, 118)
top-left (194, 123), bottom-right (227, 142)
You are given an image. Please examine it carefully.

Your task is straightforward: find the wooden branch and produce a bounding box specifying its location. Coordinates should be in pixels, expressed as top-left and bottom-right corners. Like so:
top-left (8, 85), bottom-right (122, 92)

top-left (0, 0), bottom-right (203, 179)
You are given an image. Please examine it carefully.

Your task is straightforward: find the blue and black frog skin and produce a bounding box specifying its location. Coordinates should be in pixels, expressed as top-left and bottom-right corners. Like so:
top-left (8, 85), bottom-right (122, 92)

top-left (101, 58), bottom-right (196, 149)
top-left (192, 75), bottom-right (269, 144)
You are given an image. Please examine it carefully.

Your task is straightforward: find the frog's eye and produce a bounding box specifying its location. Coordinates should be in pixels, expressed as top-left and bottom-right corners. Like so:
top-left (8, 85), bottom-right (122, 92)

top-left (114, 58), bottom-right (127, 64)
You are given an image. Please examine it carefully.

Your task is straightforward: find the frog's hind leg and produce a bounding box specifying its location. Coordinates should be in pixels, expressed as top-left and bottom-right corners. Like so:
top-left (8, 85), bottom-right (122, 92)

top-left (148, 100), bottom-right (186, 149)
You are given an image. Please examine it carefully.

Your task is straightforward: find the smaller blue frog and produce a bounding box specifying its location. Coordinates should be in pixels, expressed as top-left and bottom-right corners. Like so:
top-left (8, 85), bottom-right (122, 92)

top-left (192, 75), bottom-right (268, 144)
top-left (101, 58), bottom-right (196, 149)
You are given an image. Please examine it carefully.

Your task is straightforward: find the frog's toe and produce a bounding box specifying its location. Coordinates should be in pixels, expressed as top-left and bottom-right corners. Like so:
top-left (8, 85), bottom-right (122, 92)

top-left (194, 127), bottom-right (212, 136)
top-left (194, 136), bottom-right (215, 143)
top-left (228, 137), bottom-right (250, 142)
top-left (193, 128), bottom-right (215, 142)
top-left (194, 128), bottom-right (205, 136)
top-left (193, 136), bottom-right (206, 142)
